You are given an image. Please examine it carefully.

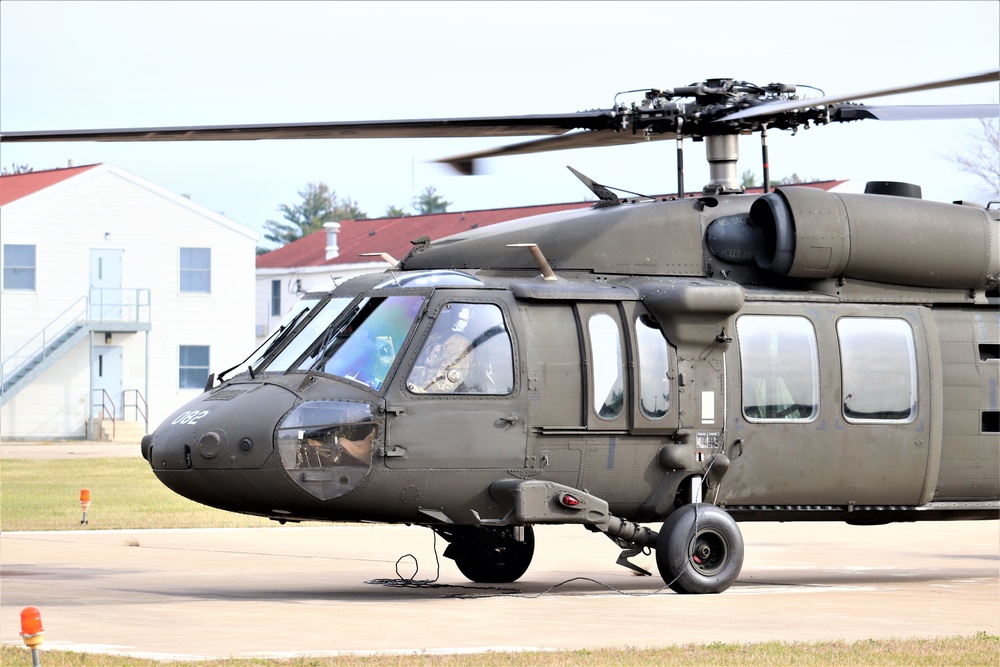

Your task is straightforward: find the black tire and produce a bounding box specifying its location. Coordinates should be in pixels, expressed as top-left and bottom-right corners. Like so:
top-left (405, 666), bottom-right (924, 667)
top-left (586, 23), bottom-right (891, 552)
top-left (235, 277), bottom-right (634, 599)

top-left (655, 503), bottom-right (744, 594)
top-left (449, 525), bottom-right (535, 583)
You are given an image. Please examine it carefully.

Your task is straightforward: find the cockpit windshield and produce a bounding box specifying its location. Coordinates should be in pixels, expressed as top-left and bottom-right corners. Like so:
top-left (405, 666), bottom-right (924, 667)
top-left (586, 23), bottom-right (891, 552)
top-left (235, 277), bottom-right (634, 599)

top-left (302, 295), bottom-right (425, 390)
top-left (249, 297), bottom-right (319, 372)
top-left (261, 294), bottom-right (425, 391)
top-left (264, 297), bottom-right (355, 372)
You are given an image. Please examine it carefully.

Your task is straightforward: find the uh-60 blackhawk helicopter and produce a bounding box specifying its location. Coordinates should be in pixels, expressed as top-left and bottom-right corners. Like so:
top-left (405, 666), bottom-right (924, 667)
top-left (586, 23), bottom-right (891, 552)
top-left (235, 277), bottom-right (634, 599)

top-left (3, 71), bottom-right (998, 594)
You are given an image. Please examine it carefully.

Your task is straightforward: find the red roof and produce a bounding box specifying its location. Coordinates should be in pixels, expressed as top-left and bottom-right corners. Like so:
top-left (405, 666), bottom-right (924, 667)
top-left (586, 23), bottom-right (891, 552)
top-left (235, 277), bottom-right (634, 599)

top-left (256, 201), bottom-right (596, 269)
top-left (256, 180), bottom-right (849, 269)
top-left (0, 164), bottom-right (101, 206)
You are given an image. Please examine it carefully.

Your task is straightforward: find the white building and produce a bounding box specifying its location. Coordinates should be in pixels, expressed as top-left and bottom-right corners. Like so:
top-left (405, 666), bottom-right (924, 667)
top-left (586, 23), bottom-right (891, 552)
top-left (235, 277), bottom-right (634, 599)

top-left (1, 164), bottom-right (258, 441)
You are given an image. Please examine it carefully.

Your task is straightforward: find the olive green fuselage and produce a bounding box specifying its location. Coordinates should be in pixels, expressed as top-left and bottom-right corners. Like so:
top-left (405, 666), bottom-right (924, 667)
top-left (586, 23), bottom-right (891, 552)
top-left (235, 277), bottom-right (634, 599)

top-left (145, 188), bottom-right (999, 528)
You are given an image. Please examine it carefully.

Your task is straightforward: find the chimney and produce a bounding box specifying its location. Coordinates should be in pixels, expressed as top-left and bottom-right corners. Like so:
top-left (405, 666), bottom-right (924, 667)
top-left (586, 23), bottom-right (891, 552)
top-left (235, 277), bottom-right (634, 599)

top-left (324, 221), bottom-right (342, 260)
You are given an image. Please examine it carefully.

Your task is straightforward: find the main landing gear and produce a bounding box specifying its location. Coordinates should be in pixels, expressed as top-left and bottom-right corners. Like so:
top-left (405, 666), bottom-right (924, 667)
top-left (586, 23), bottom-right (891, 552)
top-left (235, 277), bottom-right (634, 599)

top-left (596, 502), bottom-right (744, 593)
top-left (437, 525), bottom-right (535, 583)
top-left (655, 503), bottom-right (744, 594)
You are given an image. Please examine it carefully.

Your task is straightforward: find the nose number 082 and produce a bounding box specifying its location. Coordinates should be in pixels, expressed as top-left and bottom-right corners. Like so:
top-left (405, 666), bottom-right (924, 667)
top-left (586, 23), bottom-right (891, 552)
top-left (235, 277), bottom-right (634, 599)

top-left (172, 410), bottom-right (209, 425)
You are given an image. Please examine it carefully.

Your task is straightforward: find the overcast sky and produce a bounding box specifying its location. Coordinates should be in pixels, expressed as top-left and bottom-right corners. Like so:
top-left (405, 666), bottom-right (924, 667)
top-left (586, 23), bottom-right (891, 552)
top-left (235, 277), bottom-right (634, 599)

top-left (1, 1), bottom-right (998, 245)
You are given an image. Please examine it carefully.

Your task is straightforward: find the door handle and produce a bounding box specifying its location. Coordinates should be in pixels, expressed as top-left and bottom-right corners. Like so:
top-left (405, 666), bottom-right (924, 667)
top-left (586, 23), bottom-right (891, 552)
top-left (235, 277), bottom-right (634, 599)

top-left (498, 413), bottom-right (519, 426)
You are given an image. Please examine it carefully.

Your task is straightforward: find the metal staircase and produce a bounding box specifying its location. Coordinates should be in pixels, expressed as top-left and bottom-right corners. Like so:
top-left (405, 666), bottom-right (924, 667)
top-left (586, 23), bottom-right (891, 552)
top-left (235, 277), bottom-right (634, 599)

top-left (1, 290), bottom-right (151, 407)
top-left (1, 296), bottom-right (89, 406)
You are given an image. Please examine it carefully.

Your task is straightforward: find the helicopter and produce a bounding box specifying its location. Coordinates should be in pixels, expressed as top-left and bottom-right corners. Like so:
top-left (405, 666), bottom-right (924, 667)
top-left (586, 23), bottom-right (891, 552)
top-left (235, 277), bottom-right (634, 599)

top-left (2, 71), bottom-right (998, 594)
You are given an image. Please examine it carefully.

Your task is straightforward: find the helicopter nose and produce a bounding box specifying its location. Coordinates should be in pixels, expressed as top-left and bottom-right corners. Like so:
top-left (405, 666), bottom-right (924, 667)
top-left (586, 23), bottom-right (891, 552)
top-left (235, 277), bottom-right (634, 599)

top-left (145, 382), bottom-right (297, 471)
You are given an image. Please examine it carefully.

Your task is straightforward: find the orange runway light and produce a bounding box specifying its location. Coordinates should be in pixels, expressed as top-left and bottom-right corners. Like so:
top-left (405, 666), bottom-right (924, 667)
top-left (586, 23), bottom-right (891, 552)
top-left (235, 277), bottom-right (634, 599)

top-left (80, 488), bottom-right (91, 525)
top-left (20, 605), bottom-right (44, 648)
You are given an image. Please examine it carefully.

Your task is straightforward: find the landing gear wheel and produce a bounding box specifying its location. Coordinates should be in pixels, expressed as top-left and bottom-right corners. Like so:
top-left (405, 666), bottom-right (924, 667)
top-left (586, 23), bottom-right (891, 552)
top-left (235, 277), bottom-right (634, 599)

top-left (655, 503), bottom-right (744, 594)
top-left (445, 525), bottom-right (535, 583)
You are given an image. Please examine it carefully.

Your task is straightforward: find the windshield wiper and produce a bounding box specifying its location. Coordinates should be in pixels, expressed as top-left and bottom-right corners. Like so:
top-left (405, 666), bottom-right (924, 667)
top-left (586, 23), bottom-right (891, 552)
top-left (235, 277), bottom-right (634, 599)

top-left (217, 306), bottom-right (312, 383)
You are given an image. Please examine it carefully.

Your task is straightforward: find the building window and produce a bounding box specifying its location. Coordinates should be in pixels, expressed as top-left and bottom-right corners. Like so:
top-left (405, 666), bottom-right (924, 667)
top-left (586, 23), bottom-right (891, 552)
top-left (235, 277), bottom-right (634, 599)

top-left (271, 279), bottom-right (281, 317)
top-left (179, 345), bottom-right (210, 389)
top-left (838, 318), bottom-right (917, 422)
top-left (3, 244), bottom-right (36, 291)
top-left (738, 315), bottom-right (819, 421)
top-left (180, 248), bottom-right (211, 293)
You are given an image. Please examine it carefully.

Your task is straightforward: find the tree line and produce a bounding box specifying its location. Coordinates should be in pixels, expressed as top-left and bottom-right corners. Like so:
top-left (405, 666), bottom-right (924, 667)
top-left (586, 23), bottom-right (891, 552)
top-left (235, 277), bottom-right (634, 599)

top-left (260, 183), bottom-right (451, 252)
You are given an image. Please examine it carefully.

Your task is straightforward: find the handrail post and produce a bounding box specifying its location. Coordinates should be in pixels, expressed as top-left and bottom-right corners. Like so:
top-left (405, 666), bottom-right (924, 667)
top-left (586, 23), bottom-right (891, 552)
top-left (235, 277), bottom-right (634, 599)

top-left (92, 388), bottom-right (116, 441)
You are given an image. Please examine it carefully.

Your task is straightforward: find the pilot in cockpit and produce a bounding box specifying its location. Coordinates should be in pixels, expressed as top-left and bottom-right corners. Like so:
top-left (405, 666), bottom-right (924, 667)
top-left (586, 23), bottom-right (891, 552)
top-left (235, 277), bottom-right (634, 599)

top-left (407, 305), bottom-right (474, 393)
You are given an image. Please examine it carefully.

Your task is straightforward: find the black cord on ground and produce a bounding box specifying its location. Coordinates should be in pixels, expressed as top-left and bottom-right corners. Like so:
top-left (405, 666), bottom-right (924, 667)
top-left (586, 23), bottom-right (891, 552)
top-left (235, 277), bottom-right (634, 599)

top-left (365, 529), bottom-right (679, 598)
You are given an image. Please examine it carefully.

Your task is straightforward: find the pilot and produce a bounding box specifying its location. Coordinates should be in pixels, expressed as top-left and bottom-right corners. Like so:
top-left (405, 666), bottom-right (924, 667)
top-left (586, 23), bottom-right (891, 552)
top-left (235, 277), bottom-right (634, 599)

top-left (408, 305), bottom-right (474, 393)
top-left (297, 424), bottom-right (376, 468)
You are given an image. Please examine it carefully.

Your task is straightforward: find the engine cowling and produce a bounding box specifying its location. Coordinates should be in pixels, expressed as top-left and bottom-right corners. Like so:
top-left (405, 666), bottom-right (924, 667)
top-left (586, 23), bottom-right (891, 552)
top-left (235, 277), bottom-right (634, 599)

top-left (748, 186), bottom-right (999, 291)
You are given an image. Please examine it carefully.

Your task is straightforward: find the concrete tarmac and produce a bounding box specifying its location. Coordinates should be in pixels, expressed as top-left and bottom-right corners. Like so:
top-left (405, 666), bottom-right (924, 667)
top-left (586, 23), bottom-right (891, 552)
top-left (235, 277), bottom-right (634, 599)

top-left (0, 441), bottom-right (140, 459)
top-left (1, 520), bottom-right (998, 661)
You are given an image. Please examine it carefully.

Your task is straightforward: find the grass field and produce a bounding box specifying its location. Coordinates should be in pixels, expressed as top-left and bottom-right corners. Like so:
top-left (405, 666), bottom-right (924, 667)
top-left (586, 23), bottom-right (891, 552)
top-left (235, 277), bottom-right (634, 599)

top-left (3, 635), bottom-right (999, 666)
top-left (0, 457), bottom-right (274, 531)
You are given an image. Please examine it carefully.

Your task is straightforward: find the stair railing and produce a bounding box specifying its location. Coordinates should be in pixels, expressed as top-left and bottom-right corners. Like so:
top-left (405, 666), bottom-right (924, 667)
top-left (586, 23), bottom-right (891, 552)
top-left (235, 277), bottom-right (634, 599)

top-left (93, 389), bottom-right (117, 441)
top-left (1, 295), bottom-right (88, 395)
top-left (89, 287), bottom-right (151, 324)
top-left (123, 388), bottom-right (148, 432)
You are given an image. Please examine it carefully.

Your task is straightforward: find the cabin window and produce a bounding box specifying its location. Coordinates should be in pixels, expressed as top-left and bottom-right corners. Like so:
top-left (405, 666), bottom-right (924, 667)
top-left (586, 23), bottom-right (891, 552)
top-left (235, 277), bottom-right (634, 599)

top-left (179, 247), bottom-right (211, 293)
top-left (3, 244), bottom-right (35, 291)
top-left (636, 315), bottom-right (671, 418)
top-left (271, 280), bottom-right (281, 317)
top-left (738, 315), bottom-right (819, 421)
top-left (838, 318), bottom-right (917, 423)
top-left (179, 345), bottom-right (210, 389)
top-left (589, 313), bottom-right (624, 419)
top-left (407, 302), bottom-right (514, 394)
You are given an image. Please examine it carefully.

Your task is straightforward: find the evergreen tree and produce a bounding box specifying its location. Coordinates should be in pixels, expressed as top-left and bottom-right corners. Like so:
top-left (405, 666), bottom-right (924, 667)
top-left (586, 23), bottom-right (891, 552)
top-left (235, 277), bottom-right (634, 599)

top-left (413, 186), bottom-right (450, 215)
top-left (262, 183), bottom-right (367, 247)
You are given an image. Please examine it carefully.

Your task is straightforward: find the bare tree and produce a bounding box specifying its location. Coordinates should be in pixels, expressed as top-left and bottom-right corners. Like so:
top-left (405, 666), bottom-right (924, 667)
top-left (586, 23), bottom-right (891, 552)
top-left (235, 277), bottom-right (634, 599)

top-left (951, 117), bottom-right (1000, 200)
top-left (1, 163), bottom-right (34, 175)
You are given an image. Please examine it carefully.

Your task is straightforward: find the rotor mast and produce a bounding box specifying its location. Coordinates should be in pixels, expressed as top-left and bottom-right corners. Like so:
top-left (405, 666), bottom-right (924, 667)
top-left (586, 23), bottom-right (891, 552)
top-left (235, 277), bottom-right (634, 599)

top-left (703, 134), bottom-right (742, 195)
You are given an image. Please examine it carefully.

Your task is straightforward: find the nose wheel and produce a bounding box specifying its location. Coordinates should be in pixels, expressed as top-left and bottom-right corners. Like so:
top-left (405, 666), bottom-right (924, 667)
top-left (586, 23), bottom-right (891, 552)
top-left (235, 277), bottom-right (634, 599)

top-left (655, 503), bottom-right (744, 594)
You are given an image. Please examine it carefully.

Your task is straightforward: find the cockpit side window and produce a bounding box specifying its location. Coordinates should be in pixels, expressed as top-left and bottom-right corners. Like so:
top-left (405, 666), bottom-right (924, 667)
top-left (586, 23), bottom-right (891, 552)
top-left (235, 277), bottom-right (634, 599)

top-left (738, 315), bottom-right (819, 422)
top-left (407, 302), bottom-right (514, 394)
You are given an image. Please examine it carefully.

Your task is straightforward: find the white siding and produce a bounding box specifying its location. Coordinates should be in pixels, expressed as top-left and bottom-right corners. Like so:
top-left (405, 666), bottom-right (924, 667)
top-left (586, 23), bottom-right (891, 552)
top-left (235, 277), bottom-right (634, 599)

top-left (1, 165), bottom-right (257, 439)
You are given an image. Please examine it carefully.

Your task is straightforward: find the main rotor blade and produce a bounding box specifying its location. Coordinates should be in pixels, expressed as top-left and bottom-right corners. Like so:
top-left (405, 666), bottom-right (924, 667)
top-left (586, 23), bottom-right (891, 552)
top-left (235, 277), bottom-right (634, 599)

top-left (725, 69), bottom-right (1000, 121)
top-left (0, 110), bottom-right (620, 143)
top-left (437, 130), bottom-right (675, 175)
top-left (837, 103), bottom-right (1000, 122)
